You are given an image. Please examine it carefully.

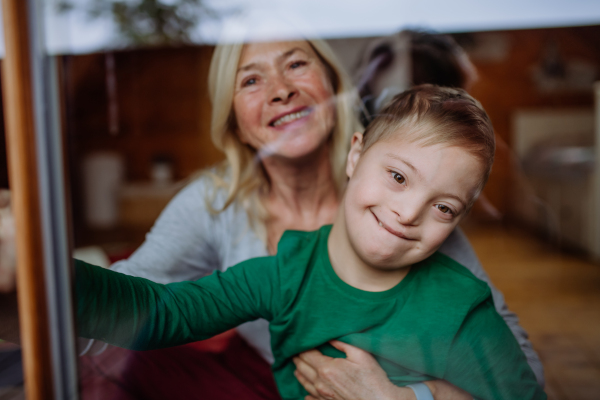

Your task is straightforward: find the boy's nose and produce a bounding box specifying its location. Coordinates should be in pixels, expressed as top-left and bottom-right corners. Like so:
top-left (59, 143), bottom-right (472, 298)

top-left (392, 203), bottom-right (422, 227)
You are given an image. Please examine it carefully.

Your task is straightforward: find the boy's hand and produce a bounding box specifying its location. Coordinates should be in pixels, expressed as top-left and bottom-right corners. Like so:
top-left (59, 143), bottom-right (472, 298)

top-left (293, 340), bottom-right (414, 400)
top-left (0, 190), bottom-right (16, 293)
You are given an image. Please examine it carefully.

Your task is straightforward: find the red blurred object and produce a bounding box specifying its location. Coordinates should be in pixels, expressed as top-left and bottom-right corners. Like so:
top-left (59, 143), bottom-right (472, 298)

top-left (79, 330), bottom-right (280, 400)
top-left (106, 248), bottom-right (136, 265)
top-left (80, 251), bottom-right (280, 399)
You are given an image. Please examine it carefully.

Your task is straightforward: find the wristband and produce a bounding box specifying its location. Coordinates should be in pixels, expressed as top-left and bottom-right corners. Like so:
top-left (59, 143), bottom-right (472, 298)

top-left (406, 383), bottom-right (434, 400)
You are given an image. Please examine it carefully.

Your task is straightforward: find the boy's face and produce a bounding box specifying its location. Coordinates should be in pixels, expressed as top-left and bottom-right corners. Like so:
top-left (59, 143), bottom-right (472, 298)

top-left (343, 131), bottom-right (483, 270)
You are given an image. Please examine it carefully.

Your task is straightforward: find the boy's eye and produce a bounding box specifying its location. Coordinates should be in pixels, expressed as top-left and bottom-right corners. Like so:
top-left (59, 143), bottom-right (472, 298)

top-left (436, 204), bottom-right (453, 215)
top-left (391, 172), bottom-right (405, 184)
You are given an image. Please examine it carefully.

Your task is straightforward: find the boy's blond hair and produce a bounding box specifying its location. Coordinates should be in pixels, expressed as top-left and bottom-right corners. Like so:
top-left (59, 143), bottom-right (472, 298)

top-left (362, 84), bottom-right (495, 196)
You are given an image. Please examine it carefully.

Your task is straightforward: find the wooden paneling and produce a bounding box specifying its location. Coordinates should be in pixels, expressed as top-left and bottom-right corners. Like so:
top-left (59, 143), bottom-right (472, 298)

top-left (0, 0), bottom-right (54, 398)
top-left (62, 46), bottom-right (222, 246)
top-left (63, 26), bottom-right (600, 244)
top-left (460, 25), bottom-right (600, 217)
top-left (64, 46), bottom-right (220, 182)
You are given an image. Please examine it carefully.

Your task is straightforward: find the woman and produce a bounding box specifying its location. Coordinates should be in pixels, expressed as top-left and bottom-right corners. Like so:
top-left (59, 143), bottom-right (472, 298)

top-left (102, 37), bottom-right (543, 399)
top-left (1, 37), bottom-right (542, 399)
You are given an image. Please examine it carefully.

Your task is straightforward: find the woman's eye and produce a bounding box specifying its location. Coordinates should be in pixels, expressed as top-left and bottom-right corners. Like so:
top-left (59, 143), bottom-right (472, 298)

top-left (290, 61), bottom-right (306, 69)
top-left (436, 204), bottom-right (453, 215)
top-left (243, 77), bottom-right (257, 87)
top-left (391, 172), bottom-right (405, 184)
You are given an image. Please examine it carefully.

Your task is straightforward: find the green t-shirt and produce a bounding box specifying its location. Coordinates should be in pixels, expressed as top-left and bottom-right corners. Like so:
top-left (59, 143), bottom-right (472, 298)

top-left (75, 225), bottom-right (545, 400)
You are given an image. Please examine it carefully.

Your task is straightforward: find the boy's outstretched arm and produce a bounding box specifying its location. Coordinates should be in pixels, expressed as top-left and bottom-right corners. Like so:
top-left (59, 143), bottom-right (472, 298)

top-left (75, 257), bottom-right (278, 350)
top-left (0, 255), bottom-right (278, 349)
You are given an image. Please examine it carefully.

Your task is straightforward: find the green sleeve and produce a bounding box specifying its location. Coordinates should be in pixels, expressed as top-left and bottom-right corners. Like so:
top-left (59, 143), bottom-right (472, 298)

top-left (444, 299), bottom-right (546, 400)
top-left (74, 256), bottom-right (280, 351)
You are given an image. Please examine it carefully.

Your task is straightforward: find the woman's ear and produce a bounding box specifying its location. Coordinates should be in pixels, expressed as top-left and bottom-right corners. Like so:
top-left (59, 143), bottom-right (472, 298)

top-left (346, 132), bottom-right (364, 179)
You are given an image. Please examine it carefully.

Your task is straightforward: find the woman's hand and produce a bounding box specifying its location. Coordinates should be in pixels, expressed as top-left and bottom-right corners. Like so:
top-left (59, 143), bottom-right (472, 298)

top-left (293, 340), bottom-right (472, 400)
top-left (0, 190), bottom-right (16, 293)
top-left (293, 340), bottom-right (413, 400)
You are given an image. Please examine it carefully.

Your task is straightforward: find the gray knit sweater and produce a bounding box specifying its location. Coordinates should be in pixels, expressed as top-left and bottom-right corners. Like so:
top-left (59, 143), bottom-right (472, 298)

top-left (111, 176), bottom-right (544, 386)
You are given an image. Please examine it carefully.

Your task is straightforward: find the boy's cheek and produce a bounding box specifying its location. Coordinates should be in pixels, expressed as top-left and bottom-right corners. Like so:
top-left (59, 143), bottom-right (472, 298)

top-left (422, 222), bottom-right (458, 252)
top-left (345, 187), bottom-right (375, 214)
top-left (351, 176), bottom-right (389, 205)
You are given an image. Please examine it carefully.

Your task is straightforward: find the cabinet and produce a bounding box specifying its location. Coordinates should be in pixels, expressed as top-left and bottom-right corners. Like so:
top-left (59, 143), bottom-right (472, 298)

top-left (512, 106), bottom-right (599, 257)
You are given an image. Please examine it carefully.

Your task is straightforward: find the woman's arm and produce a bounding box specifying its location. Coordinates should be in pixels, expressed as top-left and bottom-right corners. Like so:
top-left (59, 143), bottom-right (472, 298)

top-left (110, 177), bottom-right (224, 283)
top-left (438, 228), bottom-right (545, 387)
top-left (294, 345), bottom-right (472, 400)
top-left (294, 341), bottom-right (417, 400)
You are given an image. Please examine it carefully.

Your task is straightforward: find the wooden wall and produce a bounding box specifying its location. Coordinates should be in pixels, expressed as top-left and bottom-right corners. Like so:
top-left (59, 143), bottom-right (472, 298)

top-left (59, 25), bottom-right (600, 245)
top-left (459, 25), bottom-right (600, 218)
top-left (63, 46), bottom-right (221, 180)
top-left (61, 46), bottom-right (223, 246)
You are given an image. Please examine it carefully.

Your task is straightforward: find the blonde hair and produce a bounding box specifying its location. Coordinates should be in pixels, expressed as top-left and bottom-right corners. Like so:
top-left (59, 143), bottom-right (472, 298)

top-left (205, 39), bottom-right (361, 239)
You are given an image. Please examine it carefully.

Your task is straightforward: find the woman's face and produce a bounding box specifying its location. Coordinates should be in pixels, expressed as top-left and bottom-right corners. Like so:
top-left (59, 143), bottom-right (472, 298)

top-left (233, 41), bottom-right (336, 160)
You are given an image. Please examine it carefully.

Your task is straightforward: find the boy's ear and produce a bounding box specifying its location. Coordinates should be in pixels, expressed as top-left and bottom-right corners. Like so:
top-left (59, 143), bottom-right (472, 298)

top-left (346, 132), bottom-right (364, 179)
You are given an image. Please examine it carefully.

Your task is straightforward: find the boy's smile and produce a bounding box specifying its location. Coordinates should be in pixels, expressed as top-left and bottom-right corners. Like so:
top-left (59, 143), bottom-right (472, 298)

top-left (328, 130), bottom-right (484, 292)
top-left (369, 208), bottom-right (416, 241)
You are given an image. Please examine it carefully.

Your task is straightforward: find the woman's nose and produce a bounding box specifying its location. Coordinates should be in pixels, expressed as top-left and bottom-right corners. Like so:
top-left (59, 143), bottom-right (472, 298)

top-left (268, 76), bottom-right (297, 104)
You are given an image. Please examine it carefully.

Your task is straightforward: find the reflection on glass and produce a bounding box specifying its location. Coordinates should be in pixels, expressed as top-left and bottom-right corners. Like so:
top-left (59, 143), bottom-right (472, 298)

top-left (56, 0), bottom-right (218, 46)
top-left (1, 2), bottom-right (600, 399)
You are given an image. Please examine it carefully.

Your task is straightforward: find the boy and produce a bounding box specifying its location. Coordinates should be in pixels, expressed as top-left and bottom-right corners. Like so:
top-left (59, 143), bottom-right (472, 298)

top-left (75, 85), bottom-right (545, 400)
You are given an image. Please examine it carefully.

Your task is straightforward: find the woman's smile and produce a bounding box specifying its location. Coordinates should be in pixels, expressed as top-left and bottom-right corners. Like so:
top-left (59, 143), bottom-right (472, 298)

top-left (269, 106), bottom-right (312, 128)
top-left (233, 41), bottom-right (336, 158)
